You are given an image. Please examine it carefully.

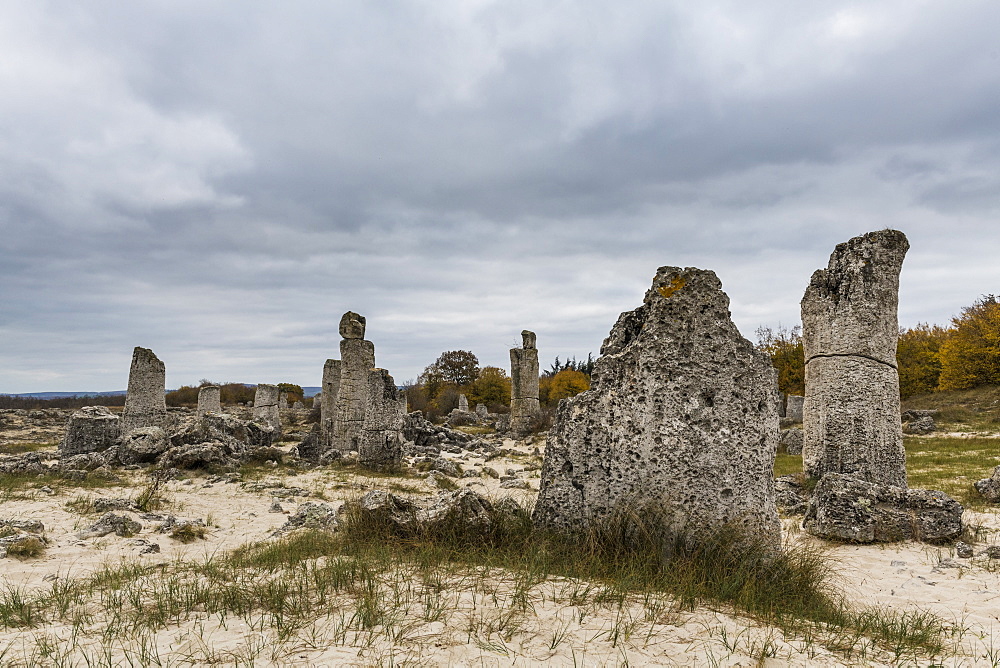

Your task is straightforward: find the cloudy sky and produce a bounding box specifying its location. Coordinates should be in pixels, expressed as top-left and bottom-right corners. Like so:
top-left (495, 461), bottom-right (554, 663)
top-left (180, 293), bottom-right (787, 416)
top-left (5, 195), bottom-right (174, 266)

top-left (2, 1), bottom-right (998, 393)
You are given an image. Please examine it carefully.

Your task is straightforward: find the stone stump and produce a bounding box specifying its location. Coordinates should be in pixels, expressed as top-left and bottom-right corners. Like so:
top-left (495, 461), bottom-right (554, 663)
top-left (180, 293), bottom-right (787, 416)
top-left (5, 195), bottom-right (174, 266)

top-left (278, 392), bottom-right (289, 411)
top-left (533, 267), bottom-right (781, 549)
top-left (253, 384), bottom-right (282, 436)
top-left (458, 394), bottom-right (469, 412)
top-left (121, 347), bottom-right (168, 435)
top-left (197, 386), bottom-right (221, 417)
top-left (62, 406), bottom-right (121, 457)
top-left (510, 330), bottom-right (541, 437)
top-left (476, 404), bottom-right (488, 419)
top-left (359, 369), bottom-right (404, 470)
top-left (801, 229), bottom-right (908, 487)
top-left (332, 312), bottom-right (376, 451)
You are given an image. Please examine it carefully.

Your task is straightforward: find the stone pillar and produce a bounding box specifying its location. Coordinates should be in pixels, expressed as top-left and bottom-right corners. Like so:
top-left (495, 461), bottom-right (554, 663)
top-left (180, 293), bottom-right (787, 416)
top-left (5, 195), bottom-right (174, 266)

top-left (801, 229), bottom-right (908, 488)
top-left (62, 406), bottom-right (121, 457)
top-left (278, 392), bottom-right (289, 411)
top-left (121, 346), bottom-right (168, 435)
top-left (510, 330), bottom-right (541, 437)
top-left (332, 312), bottom-right (376, 451)
top-left (533, 267), bottom-right (781, 550)
top-left (476, 403), bottom-right (488, 419)
top-left (197, 385), bottom-right (221, 416)
top-left (253, 383), bottom-right (282, 435)
top-left (785, 395), bottom-right (804, 423)
top-left (458, 394), bottom-right (469, 412)
top-left (359, 368), bottom-right (404, 470)
top-left (321, 359), bottom-right (341, 441)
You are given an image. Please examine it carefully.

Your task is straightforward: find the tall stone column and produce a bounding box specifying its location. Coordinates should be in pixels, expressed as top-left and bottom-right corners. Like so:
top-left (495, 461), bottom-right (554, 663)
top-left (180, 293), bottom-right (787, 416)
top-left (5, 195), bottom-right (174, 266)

top-left (533, 267), bottom-right (781, 549)
top-left (801, 229), bottom-right (909, 488)
top-left (510, 330), bottom-right (541, 437)
top-left (197, 385), bottom-right (221, 416)
top-left (253, 383), bottom-right (282, 436)
top-left (122, 347), bottom-right (168, 435)
top-left (332, 312), bottom-right (376, 451)
top-left (359, 368), bottom-right (404, 470)
top-left (321, 358), bottom-right (342, 441)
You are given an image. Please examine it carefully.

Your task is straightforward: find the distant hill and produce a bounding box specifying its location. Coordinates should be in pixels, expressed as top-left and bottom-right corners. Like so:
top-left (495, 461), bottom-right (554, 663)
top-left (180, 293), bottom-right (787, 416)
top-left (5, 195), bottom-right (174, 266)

top-left (1, 391), bottom-right (127, 399)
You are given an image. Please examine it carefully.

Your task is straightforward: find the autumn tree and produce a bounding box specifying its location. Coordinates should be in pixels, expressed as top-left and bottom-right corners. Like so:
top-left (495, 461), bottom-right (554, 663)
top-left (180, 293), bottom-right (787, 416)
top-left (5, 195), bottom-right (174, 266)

top-left (470, 366), bottom-right (512, 409)
top-left (755, 325), bottom-right (805, 396)
top-left (896, 323), bottom-right (948, 398)
top-left (937, 295), bottom-right (1000, 391)
top-left (277, 382), bottom-right (304, 404)
top-left (431, 350), bottom-right (480, 386)
top-left (542, 368), bottom-right (590, 406)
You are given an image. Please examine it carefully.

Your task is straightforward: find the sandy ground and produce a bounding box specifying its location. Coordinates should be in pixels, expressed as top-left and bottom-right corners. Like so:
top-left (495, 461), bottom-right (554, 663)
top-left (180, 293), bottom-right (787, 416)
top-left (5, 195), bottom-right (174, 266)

top-left (2, 418), bottom-right (1000, 666)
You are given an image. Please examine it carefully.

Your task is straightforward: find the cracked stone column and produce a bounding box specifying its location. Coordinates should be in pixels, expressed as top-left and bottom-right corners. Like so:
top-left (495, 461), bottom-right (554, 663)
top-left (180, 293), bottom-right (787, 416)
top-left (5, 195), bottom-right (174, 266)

top-left (253, 383), bottom-right (282, 436)
top-left (321, 359), bottom-right (342, 444)
top-left (121, 347), bottom-right (168, 435)
top-left (458, 394), bottom-right (469, 412)
top-left (359, 368), bottom-right (404, 470)
top-left (197, 385), bottom-right (221, 416)
top-left (332, 312), bottom-right (376, 451)
top-left (510, 330), bottom-right (541, 436)
top-left (801, 229), bottom-right (909, 488)
top-left (533, 267), bottom-right (781, 549)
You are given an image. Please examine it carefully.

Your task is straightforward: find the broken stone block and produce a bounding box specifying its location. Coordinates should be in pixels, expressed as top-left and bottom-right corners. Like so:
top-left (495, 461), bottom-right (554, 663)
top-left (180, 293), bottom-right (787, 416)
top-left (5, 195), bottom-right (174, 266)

top-left (803, 473), bottom-right (962, 544)
top-left (533, 266), bottom-right (781, 550)
top-left (252, 384), bottom-right (282, 436)
top-left (62, 406), bottom-right (120, 457)
top-left (902, 412), bottom-right (936, 435)
top-left (158, 442), bottom-right (232, 470)
top-left (774, 475), bottom-right (809, 515)
top-left (358, 368), bottom-right (404, 470)
top-left (122, 347), bottom-right (168, 435)
top-left (197, 386), bottom-right (221, 417)
top-left (476, 404), bottom-right (488, 419)
top-left (339, 311), bottom-right (366, 339)
top-left (81, 512), bottom-right (142, 539)
top-left (801, 230), bottom-right (909, 488)
top-left (509, 330), bottom-right (541, 437)
top-left (785, 395), bottom-right (804, 423)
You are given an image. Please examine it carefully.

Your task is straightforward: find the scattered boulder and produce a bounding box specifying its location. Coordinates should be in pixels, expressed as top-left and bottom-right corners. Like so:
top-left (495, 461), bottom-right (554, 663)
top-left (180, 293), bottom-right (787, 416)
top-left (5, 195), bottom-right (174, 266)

top-left (974, 466), bottom-right (1000, 502)
top-left (533, 267), bottom-right (782, 550)
top-left (59, 452), bottom-right (108, 471)
top-left (956, 541), bottom-right (974, 558)
top-left (81, 512), bottom-right (142, 539)
top-left (430, 457), bottom-right (462, 478)
top-left (158, 442), bottom-right (232, 470)
top-left (773, 475), bottom-right (809, 515)
top-left (62, 406), bottom-right (120, 457)
top-left (803, 473), bottom-right (962, 544)
top-left (902, 411), bottom-right (937, 435)
top-left (0, 452), bottom-right (46, 475)
top-left (275, 502), bottom-right (340, 535)
top-left (118, 427), bottom-right (170, 465)
top-left (446, 410), bottom-right (479, 427)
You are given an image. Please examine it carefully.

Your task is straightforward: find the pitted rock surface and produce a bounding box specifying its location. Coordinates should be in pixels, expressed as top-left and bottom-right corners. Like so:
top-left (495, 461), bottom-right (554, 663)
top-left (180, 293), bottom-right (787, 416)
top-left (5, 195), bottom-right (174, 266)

top-left (509, 330), bottom-right (541, 436)
top-left (532, 266), bottom-right (781, 548)
top-left (339, 311), bottom-right (366, 339)
top-left (122, 347), bottom-right (168, 435)
top-left (62, 406), bottom-right (120, 457)
top-left (801, 230), bottom-right (908, 487)
top-left (803, 472), bottom-right (962, 544)
top-left (118, 427), bottom-right (170, 465)
top-left (321, 359), bottom-right (341, 442)
top-left (332, 312), bottom-right (376, 451)
top-left (975, 466), bottom-right (1000, 502)
top-left (358, 368), bottom-right (404, 470)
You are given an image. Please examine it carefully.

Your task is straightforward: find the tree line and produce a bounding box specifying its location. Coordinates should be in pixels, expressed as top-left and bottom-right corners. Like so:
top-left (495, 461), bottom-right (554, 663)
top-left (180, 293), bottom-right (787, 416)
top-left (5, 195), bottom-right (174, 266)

top-left (757, 295), bottom-right (1000, 399)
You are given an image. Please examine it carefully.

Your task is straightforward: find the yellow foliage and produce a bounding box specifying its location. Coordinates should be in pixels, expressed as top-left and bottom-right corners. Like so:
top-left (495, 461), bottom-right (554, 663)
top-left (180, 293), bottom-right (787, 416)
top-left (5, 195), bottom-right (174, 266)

top-left (897, 323), bottom-right (948, 398)
top-left (937, 296), bottom-right (1000, 391)
top-left (470, 366), bottom-right (511, 407)
top-left (755, 326), bottom-right (804, 396)
top-left (547, 369), bottom-right (590, 404)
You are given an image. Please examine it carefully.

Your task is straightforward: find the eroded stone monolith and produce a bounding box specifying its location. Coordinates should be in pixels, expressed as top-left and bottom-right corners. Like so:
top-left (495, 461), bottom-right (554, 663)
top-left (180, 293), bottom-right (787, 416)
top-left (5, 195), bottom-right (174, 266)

top-left (197, 386), bottom-right (221, 417)
top-left (533, 267), bottom-right (781, 549)
top-left (458, 394), bottom-right (469, 412)
top-left (510, 330), bottom-right (541, 436)
top-left (359, 369), bottom-right (404, 470)
top-left (332, 312), bottom-right (376, 451)
top-left (252, 384), bottom-right (282, 435)
top-left (801, 229), bottom-right (909, 487)
top-left (121, 347), bottom-right (167, 435)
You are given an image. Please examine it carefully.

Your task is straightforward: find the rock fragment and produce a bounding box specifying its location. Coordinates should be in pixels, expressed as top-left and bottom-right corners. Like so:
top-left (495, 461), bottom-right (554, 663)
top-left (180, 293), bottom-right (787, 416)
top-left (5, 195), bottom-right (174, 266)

top-left (62, 406), bottom-right (120, 458)
top-left (197, 386), bottom-right (221, 416)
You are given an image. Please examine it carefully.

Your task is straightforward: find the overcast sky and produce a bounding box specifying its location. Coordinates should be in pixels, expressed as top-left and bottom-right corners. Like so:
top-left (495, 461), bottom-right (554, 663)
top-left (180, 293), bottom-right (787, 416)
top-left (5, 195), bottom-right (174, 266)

top-left (2, 1), bottom-right (998, 393)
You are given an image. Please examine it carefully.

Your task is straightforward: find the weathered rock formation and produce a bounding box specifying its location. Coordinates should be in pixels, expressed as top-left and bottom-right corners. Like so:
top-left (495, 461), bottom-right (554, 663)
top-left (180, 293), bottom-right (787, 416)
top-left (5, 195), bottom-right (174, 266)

top-left (779, 428), bottom-right (803, 455)
top-left (62, 406), bottom-right (121, 457)
top-left (458, 394), bottom-right (469, 412)
top-left (121, 347), bottom-right (168, 435)
top-left (801, 230), bottom-right (909, 488)
top-left (118, 427), bottom-right (170, 465)
top-left (476, 404), bottom-right (488, 419)
top-left (252, 384), bottom-right (282, 435)
top-left (804, 473), bottom-right (962, 543)
top-left (784, 395), bottom-right (804, 423)
top-left (533, 267), bottom-right (781, 549)
top-left (509, 330), bottom-right (541, 436)
top-left (278, 392), bottom-right (289, 411)
top-left (358, 369), bottom-right (404, 470)
top-left (332, 312), bottom-right (376, 451)
top-left (197, 386), bottom-right (221, 417)
top-left (975, 466), bottom-right (1000, 502)
top-left (321, 359), bottom-right (341, 441)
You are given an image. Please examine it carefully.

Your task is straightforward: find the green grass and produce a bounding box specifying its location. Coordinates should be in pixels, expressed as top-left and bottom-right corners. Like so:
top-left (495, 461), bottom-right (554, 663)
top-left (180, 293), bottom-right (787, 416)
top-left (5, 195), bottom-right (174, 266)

top-left (905, 436), bottom-right (1000, 509)
top-left (0, 442), bottom-right (55, 455)
top-left (0, 471), bottom-right (127, 502)
top-left (774, 453), bottom-right (803, 478)
top-left (903, 384), bottom-right (1000, 432)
